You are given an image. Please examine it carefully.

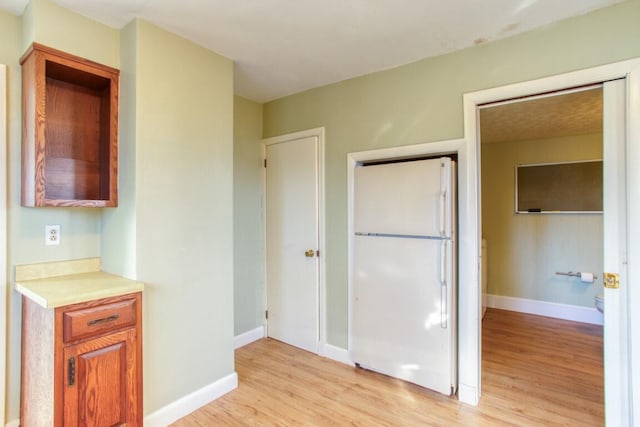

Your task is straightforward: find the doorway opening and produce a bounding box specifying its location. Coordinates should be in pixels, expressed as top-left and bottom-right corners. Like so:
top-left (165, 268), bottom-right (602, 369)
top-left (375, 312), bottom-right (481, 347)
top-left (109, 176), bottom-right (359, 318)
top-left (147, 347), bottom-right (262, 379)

top-left (478, 85), bottom-right (605, 424)
top-left (461, 61), bottom-right (640, 424)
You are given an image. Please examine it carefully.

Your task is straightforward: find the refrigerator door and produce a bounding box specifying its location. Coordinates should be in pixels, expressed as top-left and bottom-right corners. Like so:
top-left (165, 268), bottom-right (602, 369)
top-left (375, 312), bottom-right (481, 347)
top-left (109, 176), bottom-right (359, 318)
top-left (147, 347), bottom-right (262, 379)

top-left (352, 234), bottom-right (456, 395)
top-left (354, 158), bottom-right (453, 238)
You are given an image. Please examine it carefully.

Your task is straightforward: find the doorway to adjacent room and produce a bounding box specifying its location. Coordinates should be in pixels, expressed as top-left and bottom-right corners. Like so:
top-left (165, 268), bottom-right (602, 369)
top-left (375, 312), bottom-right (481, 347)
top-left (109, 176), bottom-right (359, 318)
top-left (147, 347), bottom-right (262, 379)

top-left (464, 61), bottom-right (640, 425)
top-left (478, 85), bottom-right (606, 424)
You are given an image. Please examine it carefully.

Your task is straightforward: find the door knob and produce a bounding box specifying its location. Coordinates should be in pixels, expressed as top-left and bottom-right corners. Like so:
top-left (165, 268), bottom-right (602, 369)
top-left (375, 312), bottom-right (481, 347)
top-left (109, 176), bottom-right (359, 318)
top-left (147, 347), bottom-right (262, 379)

top-left (305, 249), bottom-right (315, 257)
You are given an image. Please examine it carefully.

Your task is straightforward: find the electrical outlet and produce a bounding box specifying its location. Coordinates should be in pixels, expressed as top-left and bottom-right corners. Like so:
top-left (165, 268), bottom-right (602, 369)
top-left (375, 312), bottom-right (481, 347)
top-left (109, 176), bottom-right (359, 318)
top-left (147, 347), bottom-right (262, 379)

top-left (45, 225), bottom-right (60, 246)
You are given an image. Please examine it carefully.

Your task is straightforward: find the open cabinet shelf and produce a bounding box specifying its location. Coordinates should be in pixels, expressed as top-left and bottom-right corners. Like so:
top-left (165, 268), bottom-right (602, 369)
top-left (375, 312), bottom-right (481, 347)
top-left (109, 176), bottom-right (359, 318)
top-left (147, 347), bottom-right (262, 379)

top-left (21, 43), bottom-right (119, 207)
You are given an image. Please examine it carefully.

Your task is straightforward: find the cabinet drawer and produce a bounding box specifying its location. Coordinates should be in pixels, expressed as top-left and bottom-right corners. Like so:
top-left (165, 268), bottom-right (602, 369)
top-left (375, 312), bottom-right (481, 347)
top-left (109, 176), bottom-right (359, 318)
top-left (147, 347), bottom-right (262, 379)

top-left (63, 298), bottom-right (137, 342)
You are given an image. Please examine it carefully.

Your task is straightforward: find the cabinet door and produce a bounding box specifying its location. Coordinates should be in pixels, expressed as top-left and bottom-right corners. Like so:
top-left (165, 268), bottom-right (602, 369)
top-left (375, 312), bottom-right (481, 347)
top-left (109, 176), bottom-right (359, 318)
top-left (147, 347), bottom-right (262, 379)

top-left (62, 329), bottom-right (139, 426)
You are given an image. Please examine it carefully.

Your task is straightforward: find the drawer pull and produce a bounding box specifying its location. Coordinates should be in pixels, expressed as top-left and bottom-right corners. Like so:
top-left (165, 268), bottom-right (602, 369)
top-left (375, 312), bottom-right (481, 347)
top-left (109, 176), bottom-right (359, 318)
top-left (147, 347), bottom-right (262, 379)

top-left (87, 314), bottom-right (120, 326)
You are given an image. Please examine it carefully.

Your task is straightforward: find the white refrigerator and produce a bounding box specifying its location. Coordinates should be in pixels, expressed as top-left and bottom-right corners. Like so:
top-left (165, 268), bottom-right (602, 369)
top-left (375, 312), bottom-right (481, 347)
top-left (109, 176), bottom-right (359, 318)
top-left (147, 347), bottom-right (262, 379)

top-left (351, 157), bottom-right (457, 396)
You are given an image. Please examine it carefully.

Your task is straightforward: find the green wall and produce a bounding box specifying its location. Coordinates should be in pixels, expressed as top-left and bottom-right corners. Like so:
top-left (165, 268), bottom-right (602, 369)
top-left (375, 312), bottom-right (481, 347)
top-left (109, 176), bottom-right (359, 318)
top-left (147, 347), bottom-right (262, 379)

top-left (482, 134), bottom-right (603, 306)
top-left (101, 19), bottom-right (235, 413)
top-left (233, 96), bottom-right (265, 335)
top-left (2, 0), bottom-right (235, 421)
top-left (23, 0), bottom-right (120, 67)
top-left (0, 8), bottom-right (23, 424)
top-left (2, 1), bottom-right (116, 420)
top-left (3, 0), bottom-right (640, 420)
top-left (262, 0), bottom-right (640, 348)
top-left (101, 19), bottom-right (137, 280)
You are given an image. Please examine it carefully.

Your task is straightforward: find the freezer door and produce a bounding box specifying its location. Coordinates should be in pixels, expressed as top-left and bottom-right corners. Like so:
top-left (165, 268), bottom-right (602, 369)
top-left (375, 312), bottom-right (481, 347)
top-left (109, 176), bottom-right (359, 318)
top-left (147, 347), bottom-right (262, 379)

top-left (354, 157), bottom-right (453, 237)
top-left (352, 235), bottom-right (456, 395)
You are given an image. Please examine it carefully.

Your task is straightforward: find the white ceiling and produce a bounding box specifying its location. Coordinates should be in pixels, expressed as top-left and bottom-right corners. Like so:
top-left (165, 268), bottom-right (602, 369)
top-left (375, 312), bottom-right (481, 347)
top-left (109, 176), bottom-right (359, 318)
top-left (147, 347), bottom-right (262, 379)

top-left (0, 0), bottom-right (625, 102)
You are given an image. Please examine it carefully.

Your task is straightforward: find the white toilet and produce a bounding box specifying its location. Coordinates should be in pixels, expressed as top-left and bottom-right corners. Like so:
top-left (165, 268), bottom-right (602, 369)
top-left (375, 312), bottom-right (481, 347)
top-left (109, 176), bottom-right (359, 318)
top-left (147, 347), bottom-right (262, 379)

top-left (595, 294), bottom-right (604, 314)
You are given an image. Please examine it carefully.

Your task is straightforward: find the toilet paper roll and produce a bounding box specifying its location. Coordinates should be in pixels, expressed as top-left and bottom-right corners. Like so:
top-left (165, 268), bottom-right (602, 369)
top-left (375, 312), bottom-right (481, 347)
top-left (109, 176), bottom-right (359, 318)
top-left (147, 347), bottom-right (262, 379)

top-left (580, 272), bottom-right (594, 283)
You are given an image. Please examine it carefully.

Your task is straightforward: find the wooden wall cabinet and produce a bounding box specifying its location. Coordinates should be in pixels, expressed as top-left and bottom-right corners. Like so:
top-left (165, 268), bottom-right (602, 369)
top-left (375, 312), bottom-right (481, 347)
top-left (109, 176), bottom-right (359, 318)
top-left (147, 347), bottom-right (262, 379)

top-left (21, 293), bottom-right (142, 426)
top-left (20, 43), bottom-right (119, 207)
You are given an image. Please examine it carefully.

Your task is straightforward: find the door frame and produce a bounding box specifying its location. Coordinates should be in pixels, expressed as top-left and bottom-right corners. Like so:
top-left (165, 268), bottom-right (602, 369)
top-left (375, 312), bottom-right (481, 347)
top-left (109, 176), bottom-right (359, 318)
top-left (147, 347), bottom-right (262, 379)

top-left (463, 58), bottom-right (640, 423)
top-left (262, 127), bottom-right (326, 354)
top-left (1, 64), bottom-right (7, 426)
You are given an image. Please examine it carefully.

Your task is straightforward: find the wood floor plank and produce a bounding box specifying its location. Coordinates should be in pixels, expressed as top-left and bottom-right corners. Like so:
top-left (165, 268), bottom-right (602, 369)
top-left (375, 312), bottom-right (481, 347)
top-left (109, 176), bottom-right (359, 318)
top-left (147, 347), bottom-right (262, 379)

top-left (172, 309), bottom-right (603, 426)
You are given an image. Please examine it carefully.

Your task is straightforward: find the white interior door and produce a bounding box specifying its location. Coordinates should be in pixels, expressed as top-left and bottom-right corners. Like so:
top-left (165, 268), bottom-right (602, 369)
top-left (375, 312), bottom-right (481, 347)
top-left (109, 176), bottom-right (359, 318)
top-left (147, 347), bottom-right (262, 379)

top-left (0, 64), bottom-right (7, 426)
top-left (265, 136), bottom-right (319, 353)
top-left (627, 64), bottom-right (640, 427)
top-left (602, 78), bottom-right (631, 425)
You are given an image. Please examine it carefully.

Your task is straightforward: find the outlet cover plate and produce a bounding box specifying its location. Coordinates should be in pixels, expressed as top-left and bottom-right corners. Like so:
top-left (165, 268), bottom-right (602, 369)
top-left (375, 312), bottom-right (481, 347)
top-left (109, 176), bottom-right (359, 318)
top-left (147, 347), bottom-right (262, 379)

top-left (45, 225), bottom-right (60, 246)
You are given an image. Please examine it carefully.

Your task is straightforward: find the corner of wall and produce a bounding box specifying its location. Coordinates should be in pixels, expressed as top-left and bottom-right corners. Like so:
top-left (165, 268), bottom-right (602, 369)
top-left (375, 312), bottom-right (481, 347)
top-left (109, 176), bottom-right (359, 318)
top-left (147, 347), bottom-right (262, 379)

top-left (20, 0), bottom-right (34, 53)
top-left (233, 95), bottom-right (265, 336)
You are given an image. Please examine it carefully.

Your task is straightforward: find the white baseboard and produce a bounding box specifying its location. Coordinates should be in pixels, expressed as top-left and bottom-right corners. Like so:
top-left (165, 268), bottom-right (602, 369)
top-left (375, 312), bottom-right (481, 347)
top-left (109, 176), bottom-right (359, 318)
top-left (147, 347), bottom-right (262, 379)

top-left (234, 325), bottom-right (265, 349)
top-left (323, 343), bottom-right (354, 366)
top-left (9, 373), bottom-right (241, 427)
top-left (458, 383), bottom-right (479, 406)
top-left (144, 372), bottom-right (238, 426)
top-left (486, 294), bottom-right (603, 325)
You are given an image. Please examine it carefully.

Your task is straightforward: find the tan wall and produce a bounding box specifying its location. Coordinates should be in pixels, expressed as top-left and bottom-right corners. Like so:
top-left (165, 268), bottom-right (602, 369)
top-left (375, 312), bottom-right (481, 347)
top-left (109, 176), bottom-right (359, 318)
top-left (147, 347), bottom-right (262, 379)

top-left (481, 134), bottom-right (603, 306)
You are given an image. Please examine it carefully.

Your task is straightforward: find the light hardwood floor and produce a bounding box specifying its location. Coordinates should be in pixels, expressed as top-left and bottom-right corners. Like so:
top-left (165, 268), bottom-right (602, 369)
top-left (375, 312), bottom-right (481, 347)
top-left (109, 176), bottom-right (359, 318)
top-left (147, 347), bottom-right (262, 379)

top-left (172, 309), bottom-right (603, 426)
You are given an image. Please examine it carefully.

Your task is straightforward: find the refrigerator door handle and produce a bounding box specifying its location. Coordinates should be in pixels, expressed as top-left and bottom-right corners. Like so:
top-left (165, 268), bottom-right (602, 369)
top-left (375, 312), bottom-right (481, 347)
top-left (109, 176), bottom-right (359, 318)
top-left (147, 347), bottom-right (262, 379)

top-left (441, 284), bottom-right (447, 329)
top-left (440, 240), bottom-right (447, 329)
top-left (439, 158), bottom-right (449, 237)
top-left (440, 240), bottom-right (446, 284)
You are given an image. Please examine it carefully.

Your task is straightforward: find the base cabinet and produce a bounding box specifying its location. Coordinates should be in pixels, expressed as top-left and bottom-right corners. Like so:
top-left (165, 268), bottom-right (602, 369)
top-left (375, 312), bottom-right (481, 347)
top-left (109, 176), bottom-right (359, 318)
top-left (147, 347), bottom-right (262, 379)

top-left (63, 329), bottom-right (138, 426)
top-left (21, 293), bottom-right (142, 426)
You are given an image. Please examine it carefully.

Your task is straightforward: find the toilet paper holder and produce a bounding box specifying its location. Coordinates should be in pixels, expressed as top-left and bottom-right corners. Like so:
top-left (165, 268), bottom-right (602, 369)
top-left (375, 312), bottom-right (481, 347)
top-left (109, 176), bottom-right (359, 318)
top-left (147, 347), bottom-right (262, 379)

top-left (556, 271), bottom-right (597, 280)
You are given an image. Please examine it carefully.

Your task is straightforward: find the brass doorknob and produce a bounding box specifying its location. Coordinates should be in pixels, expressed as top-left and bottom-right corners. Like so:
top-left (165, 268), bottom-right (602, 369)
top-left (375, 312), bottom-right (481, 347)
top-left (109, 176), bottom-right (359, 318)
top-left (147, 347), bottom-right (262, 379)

top-left (305, 249), bottom-right (315, 257)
